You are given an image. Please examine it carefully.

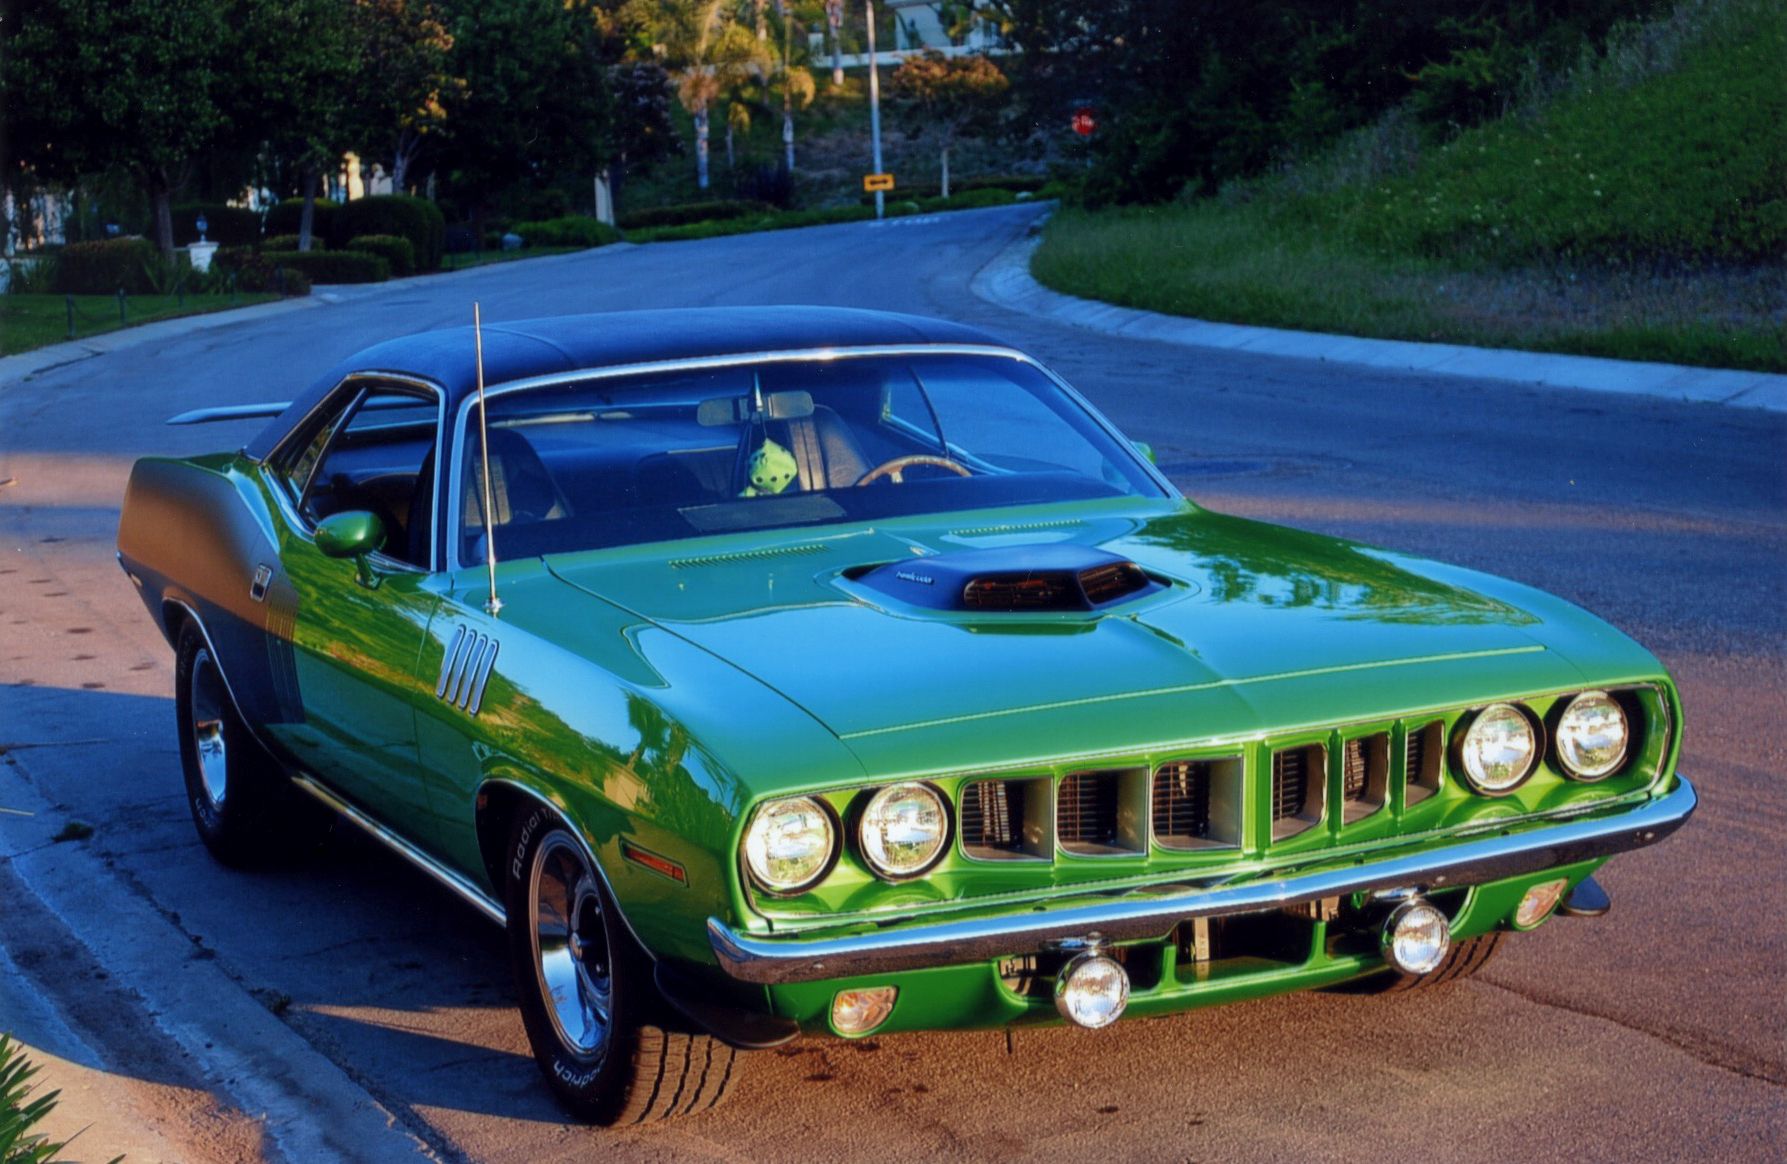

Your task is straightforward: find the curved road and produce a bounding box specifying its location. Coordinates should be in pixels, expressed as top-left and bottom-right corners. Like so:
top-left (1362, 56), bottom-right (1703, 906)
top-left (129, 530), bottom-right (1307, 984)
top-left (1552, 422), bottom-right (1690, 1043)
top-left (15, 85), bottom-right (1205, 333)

top-left (1, 204), bottom-right (1782, 1161)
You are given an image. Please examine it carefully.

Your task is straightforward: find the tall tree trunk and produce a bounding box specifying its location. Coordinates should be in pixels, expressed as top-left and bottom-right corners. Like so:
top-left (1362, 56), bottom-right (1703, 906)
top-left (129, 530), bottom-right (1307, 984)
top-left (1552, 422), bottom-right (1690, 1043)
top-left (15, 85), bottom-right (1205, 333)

top-left (940, 144), bottom-right (950, 199)
top-left (783, 110), bottom-right (794, 174)
top-left (695, 106), bottom-right (710, 190)
top-left (725, 121), bottom-right (735, 170)
top-left (149, 170), bottom-right (175, 258)
top-left (755, 0), bottom-right (766, 39)
top-left (828, 3), bottom-right (843, 87)
top-left (297, 165), bottom-right (320, 252)
top-left (392, 135), bottom-right (412, 194)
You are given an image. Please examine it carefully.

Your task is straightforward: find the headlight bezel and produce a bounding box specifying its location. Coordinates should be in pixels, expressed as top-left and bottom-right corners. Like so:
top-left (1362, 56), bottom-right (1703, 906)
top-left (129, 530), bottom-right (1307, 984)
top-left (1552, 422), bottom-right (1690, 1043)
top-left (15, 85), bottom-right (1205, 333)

top-left (855, 781), bottom-right (953, 881)
top-left (741, 795), bottom-right (841, 895)
top-left (1549, 689), bottom-right (1632, 782)
top-left (1452, 701), bottom-right (1543, 796)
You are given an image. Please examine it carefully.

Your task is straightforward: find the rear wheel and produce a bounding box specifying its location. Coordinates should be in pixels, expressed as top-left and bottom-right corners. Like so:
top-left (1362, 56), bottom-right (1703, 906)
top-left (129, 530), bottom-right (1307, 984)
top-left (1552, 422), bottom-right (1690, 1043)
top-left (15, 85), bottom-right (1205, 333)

top-left (505, 804), bottom-right (738, 1124)
top-left (1362, 930), bottom-right (1505, 994)
top-left (174, 623), bottom-right (298, 865)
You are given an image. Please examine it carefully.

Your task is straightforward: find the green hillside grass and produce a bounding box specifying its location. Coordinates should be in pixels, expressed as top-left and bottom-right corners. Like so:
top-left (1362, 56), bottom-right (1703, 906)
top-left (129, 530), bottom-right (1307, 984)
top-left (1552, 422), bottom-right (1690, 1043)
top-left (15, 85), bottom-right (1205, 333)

top-left (1034, 0), bottom-right (1786, 371)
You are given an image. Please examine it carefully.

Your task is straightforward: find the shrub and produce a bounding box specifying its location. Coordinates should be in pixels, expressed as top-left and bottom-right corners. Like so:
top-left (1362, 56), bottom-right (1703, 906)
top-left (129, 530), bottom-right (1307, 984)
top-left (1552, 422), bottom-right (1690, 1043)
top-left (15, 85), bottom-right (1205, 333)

top-left (263, 199), bottom-right (339, 245)
top-left (5, 252), bottom-right (61, 294)
top-left (618, 200), bottom-right (773, 230)
top-left (261, 234), bottom-right (308, 253)
top-left (213, 246), bottom-right (313, 295)
top-left (511, 216), bottom-right (621, 248)
top-left (2, 1034), bottom-right (68, 1164)
top-left (346, 233), bottom-right (415, 275)
top-left (336, 194), bottom-right (445, 270)
top-left (53, 237), bottom-right (163, 293)
top-left (262, 249), bottom-right (390, 284)
top-left (172, 203), bottom-right (261, 246)
top-left (444, 224), bottom-right (479, 254)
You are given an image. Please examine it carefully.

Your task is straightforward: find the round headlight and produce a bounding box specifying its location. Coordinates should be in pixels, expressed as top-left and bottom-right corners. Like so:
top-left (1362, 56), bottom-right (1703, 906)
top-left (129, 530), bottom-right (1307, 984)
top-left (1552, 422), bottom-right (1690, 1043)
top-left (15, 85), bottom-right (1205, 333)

top-left (858, 783), bottom-right (949, 879)
top-left (1458, 703), bottom-right (1537, 795)
top-left (743, 797), bottom-right (836, 893)
top-left (1555, 690), bottom-right (1628, 780)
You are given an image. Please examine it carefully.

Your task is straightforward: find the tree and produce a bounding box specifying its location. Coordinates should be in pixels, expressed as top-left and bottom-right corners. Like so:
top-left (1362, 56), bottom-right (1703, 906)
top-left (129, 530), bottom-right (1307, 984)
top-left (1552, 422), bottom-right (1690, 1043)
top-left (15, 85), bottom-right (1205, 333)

top-left (890, 49), bottom-right (1007, 198)
top-left (665, 1), bottom-right (767, 190)
top-left (347, 0), bottom-right (459, 194)
top-left (240, 0), bottom-right (362, 252)
top-left (2, 0), bottom-right (238, 257)
top-left (436, 0), bottom-right (613, 225)
top-left (606, 61), bottom-right (683, 208)
top-left (823, 0), bottom-right (844, 87)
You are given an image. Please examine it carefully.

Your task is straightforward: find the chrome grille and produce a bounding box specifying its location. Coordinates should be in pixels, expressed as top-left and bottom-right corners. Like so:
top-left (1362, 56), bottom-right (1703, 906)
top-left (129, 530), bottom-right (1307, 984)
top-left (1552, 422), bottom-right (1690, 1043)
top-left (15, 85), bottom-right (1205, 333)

top-left (1272, 750), bottom-right (1310, 820)
top-left (960, 780), bottom-right (1022, 852)
top-left (1152, 762), bottom-right (1212, 842)
top-left (1057, 772), bottom-right (1120, 849)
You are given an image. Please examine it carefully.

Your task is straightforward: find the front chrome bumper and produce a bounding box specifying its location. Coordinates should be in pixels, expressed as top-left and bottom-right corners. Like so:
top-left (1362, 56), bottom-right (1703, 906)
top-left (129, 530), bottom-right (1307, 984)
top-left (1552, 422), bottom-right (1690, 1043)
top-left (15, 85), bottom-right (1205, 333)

top-left (708, 777), bottom-right (1696, 986)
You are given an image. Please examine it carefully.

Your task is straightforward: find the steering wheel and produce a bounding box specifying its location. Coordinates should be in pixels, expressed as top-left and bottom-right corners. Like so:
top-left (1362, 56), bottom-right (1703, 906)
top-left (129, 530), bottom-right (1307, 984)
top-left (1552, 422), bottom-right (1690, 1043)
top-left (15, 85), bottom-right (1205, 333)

top-left (855, 454), bottom-right (973, 486)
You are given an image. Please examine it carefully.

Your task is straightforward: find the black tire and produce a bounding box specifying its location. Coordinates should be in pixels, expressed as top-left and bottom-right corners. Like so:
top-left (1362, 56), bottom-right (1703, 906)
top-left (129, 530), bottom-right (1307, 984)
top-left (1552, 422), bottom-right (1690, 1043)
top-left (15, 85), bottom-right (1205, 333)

top-left (174, 622), bottom-right (300, 866)
top-left (1360, 930), bottom-right (1506, 994)
top-left (504, 804), bottom-right (738, 1124)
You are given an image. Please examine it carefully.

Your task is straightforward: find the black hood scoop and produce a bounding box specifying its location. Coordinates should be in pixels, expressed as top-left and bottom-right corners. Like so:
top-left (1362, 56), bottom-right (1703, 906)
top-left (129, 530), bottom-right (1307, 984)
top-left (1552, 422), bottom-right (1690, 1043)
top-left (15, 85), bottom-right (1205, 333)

top-left (853, 545), bottom-right (1161, 613)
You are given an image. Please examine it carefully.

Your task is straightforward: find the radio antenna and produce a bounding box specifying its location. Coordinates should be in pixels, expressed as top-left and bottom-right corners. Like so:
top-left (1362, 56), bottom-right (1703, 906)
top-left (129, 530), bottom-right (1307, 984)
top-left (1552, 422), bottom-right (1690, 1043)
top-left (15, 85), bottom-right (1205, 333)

top-left (474, 303), bottom-right (503, 616)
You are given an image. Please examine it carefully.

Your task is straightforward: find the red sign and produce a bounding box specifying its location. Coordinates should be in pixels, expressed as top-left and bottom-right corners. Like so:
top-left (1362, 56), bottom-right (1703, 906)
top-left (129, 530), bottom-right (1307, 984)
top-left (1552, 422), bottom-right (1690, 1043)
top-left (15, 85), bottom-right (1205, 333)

top-left (1071, 107), bottom-right (1097, 137)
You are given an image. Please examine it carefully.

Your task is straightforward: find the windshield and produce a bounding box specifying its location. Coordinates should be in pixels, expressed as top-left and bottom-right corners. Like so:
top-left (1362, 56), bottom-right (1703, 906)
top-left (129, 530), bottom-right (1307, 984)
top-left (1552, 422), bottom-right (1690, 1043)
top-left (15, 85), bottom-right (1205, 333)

top-left (455, 352), bottom-right (1164, 564)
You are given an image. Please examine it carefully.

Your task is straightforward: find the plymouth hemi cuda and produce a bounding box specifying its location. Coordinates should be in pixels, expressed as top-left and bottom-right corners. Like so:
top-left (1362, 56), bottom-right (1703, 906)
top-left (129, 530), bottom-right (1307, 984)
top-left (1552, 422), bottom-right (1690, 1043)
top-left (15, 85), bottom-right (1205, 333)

top-left (116, 307), bottom-right (1694, 1124)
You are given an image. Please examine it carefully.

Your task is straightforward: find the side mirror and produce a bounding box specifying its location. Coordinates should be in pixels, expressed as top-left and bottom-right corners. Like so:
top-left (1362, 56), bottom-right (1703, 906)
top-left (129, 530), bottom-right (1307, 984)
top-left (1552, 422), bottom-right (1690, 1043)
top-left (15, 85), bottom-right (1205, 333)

top-left (1132, 440), bottom-right (1157, 466)
top-left (315, 510), bottom-right (386, 587)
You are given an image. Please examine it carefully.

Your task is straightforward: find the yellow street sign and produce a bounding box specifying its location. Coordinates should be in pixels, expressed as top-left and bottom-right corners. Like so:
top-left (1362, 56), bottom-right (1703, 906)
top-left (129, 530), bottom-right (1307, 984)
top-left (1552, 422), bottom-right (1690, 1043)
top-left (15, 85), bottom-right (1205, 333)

top-left (863, 173), bottom-right (895, 192)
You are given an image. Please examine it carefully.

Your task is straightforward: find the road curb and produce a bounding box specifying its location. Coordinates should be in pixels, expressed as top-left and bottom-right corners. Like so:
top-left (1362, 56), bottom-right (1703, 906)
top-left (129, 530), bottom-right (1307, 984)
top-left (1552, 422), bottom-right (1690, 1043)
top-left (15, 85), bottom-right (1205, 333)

top-left (0, 757), bottom-right (436, 1163)
top-left (970, 234), bottom-right (1787, 413)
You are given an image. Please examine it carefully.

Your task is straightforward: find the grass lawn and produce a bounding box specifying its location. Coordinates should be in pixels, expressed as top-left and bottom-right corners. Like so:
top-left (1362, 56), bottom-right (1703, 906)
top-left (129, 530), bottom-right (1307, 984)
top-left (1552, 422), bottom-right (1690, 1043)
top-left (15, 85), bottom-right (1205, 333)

top-left (1, 292), bottom-right (281, 357)
top-left (1032, 0), bottom-right (1786, 373)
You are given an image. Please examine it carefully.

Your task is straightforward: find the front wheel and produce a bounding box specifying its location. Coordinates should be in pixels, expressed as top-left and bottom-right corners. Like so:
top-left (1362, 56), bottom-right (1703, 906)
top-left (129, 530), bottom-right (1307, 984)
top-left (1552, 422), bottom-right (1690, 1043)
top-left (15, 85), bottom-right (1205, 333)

top-left (505, 806), bottom-right (738, 1124)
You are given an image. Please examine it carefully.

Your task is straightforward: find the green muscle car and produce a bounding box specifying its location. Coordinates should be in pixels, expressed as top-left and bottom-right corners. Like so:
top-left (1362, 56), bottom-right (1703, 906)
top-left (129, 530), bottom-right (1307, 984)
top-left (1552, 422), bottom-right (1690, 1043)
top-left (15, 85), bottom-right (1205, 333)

top-left (116, 307), bottom-right (1694, 1124)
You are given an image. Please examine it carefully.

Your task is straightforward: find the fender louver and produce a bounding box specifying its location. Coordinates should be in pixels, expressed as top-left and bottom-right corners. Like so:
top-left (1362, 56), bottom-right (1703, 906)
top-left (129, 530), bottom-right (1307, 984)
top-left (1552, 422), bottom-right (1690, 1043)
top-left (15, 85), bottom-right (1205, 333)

top-left (437, 626), bottom-right (500, 715)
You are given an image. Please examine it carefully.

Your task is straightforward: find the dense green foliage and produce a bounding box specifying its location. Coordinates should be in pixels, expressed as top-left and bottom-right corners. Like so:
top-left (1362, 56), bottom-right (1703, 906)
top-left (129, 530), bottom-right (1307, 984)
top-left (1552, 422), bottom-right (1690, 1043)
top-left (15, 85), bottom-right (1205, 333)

top-left (53, 239), bottom-right (164, 294)
top-left (1031, 0), bottom-right (1786, 372)
top-left (346, 234), bottom-right (417, 275)
top-left (511, 217), bottom-right (623, 248)
top-left (335, 194), bottom-right (446, 270)
top-left (618, 200), bottom-right (775, 229)
top-left (172, 204), bottom-right (263, 247)
top-left (215, 247), bottom-right (315, 295)
top-left (262, 250), bottom-right (391, 283)
top-left (264, 199), bottom-right (340, 243)
top-left (0, 1034), bottom-right (65, 1164)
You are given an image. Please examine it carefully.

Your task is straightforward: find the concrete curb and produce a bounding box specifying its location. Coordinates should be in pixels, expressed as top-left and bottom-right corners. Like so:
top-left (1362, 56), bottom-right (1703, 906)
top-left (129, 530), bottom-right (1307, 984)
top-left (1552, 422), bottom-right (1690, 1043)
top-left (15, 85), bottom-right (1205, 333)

top-left (971, 235), bottom-right (1787, 413)
top-left (0, 759), bottom-right (435, 1162)
top-left (0, 242), bottom-right (640, 390)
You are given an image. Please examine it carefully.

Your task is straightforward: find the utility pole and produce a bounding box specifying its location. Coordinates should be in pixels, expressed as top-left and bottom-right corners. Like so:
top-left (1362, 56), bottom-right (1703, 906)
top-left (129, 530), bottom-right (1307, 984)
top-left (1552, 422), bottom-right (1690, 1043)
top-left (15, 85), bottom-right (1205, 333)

top-left (866, 0), bottom-right (884, 220)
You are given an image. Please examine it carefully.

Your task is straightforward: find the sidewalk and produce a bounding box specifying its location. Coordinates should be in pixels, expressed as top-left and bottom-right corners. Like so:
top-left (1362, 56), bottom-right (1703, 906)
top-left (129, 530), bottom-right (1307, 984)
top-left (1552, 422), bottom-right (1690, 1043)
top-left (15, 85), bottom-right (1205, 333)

top-left (971, 234), bottom-right (1787, 413)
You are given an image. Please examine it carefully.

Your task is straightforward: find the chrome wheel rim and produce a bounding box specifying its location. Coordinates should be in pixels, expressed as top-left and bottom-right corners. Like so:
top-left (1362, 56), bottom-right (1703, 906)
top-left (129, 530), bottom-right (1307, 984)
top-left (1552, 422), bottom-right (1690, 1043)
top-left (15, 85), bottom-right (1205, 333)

top-left (189, 649), bottom-right (229, 810)
top-left (530, 832), bottom-right (612, 1059)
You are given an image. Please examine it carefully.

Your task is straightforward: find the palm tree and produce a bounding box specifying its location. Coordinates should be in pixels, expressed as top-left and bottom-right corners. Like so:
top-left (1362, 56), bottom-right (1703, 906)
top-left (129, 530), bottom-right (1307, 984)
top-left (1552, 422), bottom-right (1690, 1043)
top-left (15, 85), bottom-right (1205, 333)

top-left (666, 1), bottom-right (767, 190)
top-left (824, 0), bottom-right (844, 87)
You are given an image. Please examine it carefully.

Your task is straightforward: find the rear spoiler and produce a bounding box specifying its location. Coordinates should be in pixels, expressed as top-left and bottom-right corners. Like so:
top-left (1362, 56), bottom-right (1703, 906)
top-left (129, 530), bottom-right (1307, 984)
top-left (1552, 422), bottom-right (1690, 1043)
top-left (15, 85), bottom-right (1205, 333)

top-left (166, 402), bottom-right (292, 426)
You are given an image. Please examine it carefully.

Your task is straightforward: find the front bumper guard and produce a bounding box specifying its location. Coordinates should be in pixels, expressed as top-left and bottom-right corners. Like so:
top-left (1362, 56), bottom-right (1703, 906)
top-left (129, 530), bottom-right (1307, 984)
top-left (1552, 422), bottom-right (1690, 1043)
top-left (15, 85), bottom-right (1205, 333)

top-left (708, 777), bottom-right (1696, 986)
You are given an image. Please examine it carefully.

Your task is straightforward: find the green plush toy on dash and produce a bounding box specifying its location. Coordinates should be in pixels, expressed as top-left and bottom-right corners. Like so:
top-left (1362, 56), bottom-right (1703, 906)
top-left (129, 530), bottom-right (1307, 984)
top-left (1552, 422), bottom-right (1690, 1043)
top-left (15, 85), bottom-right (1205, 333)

top-left (739, 438), bottom-right (798, 497)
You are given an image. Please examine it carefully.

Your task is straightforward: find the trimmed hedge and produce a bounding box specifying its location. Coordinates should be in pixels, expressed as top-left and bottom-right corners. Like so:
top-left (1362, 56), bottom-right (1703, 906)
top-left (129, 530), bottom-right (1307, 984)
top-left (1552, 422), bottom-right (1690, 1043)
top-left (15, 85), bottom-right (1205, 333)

top-left (345, 234), bottom-right (415, 275)
top-left (264, 199), bottom-right (339, 244)
top-left (53, 238), bottom-right (162, 294)
top-left (211, 247), bottom-right (313, 296)
top-left (512, 216), bottom-right (621, 248)
top-left (261, 249), bottom-right (390, 284)
top-left (618, 200), bottom-right (773, 230)
top-left (336, 195), bottom-right (444, 271)
top-left (261, 234), bottom-right (307, 253)
top-left (173, 203), bottom-right (262, 247)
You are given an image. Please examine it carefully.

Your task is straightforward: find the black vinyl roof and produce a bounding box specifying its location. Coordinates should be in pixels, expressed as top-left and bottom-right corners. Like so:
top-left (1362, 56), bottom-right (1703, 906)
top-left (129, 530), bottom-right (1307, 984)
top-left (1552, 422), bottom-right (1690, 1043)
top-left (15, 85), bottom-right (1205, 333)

top-left (246, 306), bottom-right (1006, 460)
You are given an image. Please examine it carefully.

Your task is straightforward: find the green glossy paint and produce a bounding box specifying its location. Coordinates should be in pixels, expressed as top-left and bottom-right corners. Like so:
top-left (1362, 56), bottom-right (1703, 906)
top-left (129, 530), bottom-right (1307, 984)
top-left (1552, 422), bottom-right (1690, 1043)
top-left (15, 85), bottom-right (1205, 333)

top-left (187, 451), bottom-right (1683, 1034)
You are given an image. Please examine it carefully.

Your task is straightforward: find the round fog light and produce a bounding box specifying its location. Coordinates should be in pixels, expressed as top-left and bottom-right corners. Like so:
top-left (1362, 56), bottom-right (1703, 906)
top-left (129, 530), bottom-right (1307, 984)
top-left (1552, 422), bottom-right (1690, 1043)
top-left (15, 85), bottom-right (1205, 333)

top-left (1055, 950), bottom-right (1130, 1029)
top-left (1515, 878), bottom-right (1569, 929)
top-left (1382, 899), bottom-right (1451, 975)
top-left (831, 986), bottom-right (897, 1036)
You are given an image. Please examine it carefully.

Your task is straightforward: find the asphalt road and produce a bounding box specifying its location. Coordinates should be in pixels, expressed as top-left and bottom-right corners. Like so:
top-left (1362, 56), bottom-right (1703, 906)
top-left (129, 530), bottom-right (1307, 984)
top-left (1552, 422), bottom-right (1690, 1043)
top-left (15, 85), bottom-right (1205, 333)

top-left (2, 203), bottom-right (1782, 1162)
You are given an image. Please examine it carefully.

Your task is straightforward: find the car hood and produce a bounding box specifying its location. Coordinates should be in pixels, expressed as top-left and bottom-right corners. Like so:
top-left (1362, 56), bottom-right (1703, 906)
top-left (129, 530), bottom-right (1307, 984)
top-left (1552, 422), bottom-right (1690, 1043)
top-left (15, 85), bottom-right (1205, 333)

top-left (544, 503), bottom-right (1660, 752)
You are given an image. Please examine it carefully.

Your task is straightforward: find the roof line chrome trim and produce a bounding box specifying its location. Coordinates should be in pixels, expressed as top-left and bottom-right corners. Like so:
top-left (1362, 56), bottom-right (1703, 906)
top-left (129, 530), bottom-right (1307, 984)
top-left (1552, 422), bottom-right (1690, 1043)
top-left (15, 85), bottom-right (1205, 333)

top-left (443, 344), bottom-right (1172, 574)
top-left (290, 773), bottom-right (507, 925)
top-left (706, 776), bottom-right (1697, 985)
top-left (166, 401), bottom-right (294, 426)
